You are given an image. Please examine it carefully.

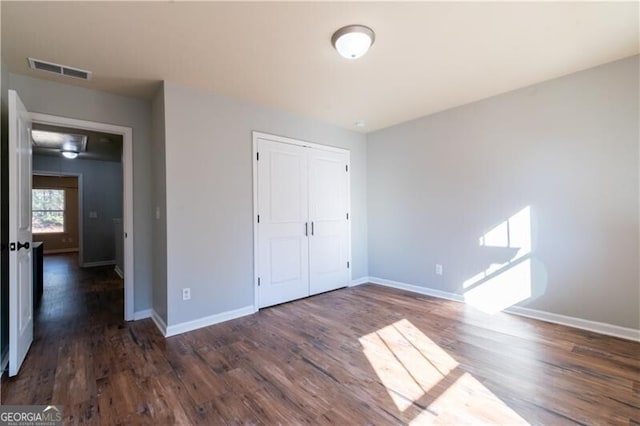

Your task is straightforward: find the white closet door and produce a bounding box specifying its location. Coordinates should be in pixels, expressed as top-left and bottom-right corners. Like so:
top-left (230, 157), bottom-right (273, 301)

top-left (257, 138), bottom-right (310, 308)
top-left (308, 148), bottom-right (350, 295)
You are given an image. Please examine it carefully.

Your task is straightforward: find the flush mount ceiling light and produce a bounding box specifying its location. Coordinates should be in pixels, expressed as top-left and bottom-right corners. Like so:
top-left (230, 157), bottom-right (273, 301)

top-left (331, 25), bottom-right (375, 59)
top-left (61, 150), bottom-right (79, 159)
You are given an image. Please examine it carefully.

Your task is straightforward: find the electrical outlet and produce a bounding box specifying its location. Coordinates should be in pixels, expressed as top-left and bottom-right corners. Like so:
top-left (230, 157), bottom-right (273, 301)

top-left (182, 288), bottom-right (191, 301)
top-left (435, 264), bottom-right (444, 276)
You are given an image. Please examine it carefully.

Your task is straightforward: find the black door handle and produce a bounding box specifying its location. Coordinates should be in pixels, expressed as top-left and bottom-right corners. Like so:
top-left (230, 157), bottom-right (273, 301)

top-left (9, 242), bottom-right (30, 251)
top-left (311, 222), bottom-right (314, 236)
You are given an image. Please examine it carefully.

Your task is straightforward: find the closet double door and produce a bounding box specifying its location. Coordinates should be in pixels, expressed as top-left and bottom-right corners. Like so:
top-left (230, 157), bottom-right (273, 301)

top-left (256, 136), bottom-right (350, 308)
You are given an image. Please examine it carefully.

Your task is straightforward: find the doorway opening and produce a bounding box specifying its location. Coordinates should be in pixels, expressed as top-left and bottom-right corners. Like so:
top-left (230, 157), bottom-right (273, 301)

top-left (30, 113), bottom-right (135, 321)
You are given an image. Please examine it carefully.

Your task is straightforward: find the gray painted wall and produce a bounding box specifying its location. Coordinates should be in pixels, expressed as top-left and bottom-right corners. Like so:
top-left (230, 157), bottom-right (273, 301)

top-left (33, 155), bottom-right (123, 264)
top-left (163, 81), bottom-right (368, 326)
top-left (367, 55), bottom-right (639, 329)
top-left (8, 74), bottom-right (153, 312)
top-left (150, 84), bottom-right (168, 323)
top-left (3, 55), bottom-right (635, 337)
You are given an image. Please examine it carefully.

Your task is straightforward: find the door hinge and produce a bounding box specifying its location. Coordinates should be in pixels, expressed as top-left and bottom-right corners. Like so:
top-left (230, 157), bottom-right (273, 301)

top-left (345, 165), bottom-right (349, 172)
top-left (258, 277), bottom-right (261, 286)
top-left (257, 214), bottom-right (260, 223)
top-left (347, 261), bottom-right (350, 269)
top-left (256, 152), bottom-right (260, 161)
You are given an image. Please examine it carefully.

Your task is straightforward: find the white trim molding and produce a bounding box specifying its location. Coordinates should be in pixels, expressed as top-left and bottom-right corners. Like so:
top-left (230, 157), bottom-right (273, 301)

top-left (164, 305), bottom-right (254, 338)
top-left (1, 349), bottom-right (8, 373)
top-left (114, 265), bottom-right (124, 279)
top-left (367, 276), bottom-right (640, 342)
top-left (133, 309), bottom-right (153, 321)
top-left (349, 276), bottom-right (371, 287)
top-left (82, 260), bottom-right (116, 268)
top-left (151, 310), bottom-right (168, 336)
top-left (30, 112), bottom-right (135, 321)
top-left (253, 131), bottom-right (349, 154)
top-left (504, 305), bottom-right (640, 342)
top-left (368, 277), bottom-right (463, 303)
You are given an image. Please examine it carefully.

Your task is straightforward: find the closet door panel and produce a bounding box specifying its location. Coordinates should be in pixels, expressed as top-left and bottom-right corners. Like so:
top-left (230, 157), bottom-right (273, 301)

top-left (257, 139), bottom-right (309, 308)
top-left (308, 149), bottom-right (350, 295)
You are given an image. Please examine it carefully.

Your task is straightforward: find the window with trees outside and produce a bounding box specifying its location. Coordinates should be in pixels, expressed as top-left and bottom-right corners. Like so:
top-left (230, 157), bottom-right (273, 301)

top-left (32, 189), bottom-right (65, 233)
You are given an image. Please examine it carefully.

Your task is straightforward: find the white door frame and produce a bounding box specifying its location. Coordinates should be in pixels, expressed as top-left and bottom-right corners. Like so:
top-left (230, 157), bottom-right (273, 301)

top-left (30, 112), bottom-right (135, 321)
top-left (252, 131), bottom-right (352, 311)
top-left (32, 171), bottom-right (84, 264)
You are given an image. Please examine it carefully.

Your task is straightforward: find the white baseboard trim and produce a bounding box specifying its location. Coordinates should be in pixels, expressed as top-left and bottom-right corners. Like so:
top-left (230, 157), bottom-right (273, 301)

top-left (368, 276), bottom-right (640, 342)
top-left (133, 309), bottom-right (153, 321)
top-left (368, 276), bottom-right (464, 302)
top-left (151, 310), bottom-right (168, 336)
top-left (350, 276), bottom-right (371, 287)
top-left (114, 265), bottom-right (124, 279)
top-left (503, 305), bottom-right (640, 342)
top-left (82, 260), bottom-right (116, 268)
top-left (164, 305), bottom-right (255, 338)
top-left (43, 248), bottom-right (79, 255)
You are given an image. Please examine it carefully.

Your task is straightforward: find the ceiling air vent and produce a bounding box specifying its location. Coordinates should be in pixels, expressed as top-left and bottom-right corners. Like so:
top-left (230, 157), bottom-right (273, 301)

top-left (28, 57), bottom-right (92, 80)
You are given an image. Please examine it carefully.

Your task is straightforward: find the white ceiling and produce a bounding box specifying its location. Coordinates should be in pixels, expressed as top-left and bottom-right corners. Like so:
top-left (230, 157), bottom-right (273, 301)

top-left (2, 2), bottom-right (638, 132)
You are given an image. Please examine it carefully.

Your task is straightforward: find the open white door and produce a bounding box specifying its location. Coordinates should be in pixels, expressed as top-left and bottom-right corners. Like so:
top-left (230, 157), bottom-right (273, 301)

top-left (8, 90), bottom-right (33, 377)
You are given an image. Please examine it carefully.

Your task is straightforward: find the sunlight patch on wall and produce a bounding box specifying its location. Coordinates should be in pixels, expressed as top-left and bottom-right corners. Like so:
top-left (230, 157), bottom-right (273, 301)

top-left (464, 258), bottom-right (532, 314)
top-left (360, 319), bottom-right (528, 424)
top-left (478, 206), bottom-right (531, 258)
top-left (463, 206), bottom-right (533, 313)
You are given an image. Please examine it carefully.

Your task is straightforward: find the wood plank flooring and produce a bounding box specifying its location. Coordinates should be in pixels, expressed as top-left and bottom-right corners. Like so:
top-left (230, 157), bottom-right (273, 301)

top-left (1, 254), bottom-right (639, 424)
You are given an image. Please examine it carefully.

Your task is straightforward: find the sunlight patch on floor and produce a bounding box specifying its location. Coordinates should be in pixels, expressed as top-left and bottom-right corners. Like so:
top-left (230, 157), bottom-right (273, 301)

top-left (360, 319), bottom-right (454, 410)
top-left (410, 372), bottom-right (529, 425)
top-left (360, 319), bottom-right (529, 424)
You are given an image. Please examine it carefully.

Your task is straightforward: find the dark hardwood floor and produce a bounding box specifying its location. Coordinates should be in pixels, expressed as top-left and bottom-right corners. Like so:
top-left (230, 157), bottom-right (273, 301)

top-left (1, 253), bottom-right (639, 424)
